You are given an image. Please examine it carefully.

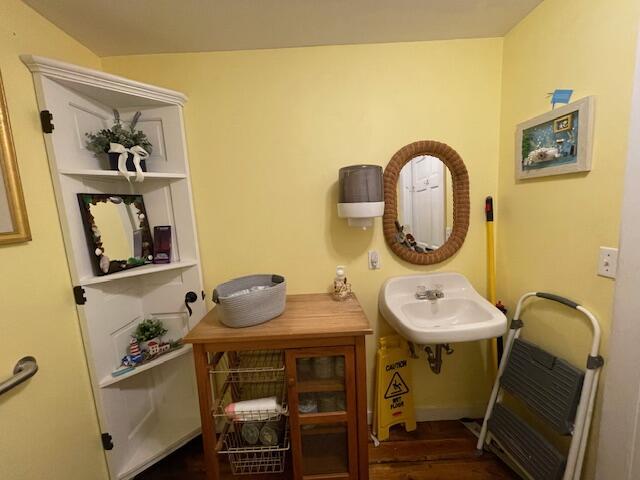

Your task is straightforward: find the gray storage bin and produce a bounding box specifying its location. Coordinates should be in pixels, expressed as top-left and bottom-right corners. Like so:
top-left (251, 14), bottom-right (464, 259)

top-left (213, 274), bottom-right (286, 328)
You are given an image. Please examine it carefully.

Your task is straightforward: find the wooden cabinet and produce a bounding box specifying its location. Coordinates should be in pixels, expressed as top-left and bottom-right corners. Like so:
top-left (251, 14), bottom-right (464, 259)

top-left (184, 294), bottom-right (372, 480)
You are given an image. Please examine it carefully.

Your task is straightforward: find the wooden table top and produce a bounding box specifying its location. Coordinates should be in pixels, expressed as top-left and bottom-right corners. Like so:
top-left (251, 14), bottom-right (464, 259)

top-left (184, 293), bottom-right (372, 344)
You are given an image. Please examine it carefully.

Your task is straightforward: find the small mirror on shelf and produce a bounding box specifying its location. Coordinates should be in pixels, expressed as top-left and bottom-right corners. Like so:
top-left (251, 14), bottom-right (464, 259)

top-left (77, 193), bottom-right (154, 276)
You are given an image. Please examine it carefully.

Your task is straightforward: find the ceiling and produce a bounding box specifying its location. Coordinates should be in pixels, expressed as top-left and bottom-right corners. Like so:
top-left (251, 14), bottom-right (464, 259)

top-left (23, 0), bottom-right (542, 57)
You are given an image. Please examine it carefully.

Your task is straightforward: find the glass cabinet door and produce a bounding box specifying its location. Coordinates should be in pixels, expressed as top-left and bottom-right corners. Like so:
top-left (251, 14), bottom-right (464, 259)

top-left (301, 423), bottom-right (349, 476)
top-left (286, 347), bottom-right (358, 479)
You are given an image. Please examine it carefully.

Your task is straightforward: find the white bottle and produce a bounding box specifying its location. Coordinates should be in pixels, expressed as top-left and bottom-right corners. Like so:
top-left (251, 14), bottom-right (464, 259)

top-left (224, 396), bottom-right (282, 421)
top-left (335, 265), bottom-right (346, 283)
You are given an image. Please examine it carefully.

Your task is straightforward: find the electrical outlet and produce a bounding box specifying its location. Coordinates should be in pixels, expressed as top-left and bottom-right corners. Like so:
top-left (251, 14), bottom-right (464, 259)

top-left (598, 247), bottom-right (618, 279)
top-left (368, 250), bottom-right (381, 270)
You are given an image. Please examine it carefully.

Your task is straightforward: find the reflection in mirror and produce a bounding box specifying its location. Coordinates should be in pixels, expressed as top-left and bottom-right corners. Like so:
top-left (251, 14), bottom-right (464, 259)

top-left (90, 200), bottom-right (141, 260)
top-left (397, 155), bottom-right (453, 251)
top-left (78, 194), bottom-right (154, 276)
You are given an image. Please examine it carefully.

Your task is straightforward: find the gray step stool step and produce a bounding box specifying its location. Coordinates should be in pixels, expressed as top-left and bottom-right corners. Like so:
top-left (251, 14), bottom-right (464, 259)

top-left (488, 403), bottom-right (566, 480)
top-left (500, 339), bottom-right (584, 435)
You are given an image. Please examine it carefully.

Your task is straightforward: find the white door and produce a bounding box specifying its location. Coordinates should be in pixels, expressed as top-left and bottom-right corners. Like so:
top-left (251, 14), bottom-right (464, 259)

top-left (595, 28), bottom-right (640, 480)
top-left (411, 155), bottom-right (446, 248)
top-left (80, 268), bottom-right (204, 480)
top-left (31, 73), bottom-right (206, 479)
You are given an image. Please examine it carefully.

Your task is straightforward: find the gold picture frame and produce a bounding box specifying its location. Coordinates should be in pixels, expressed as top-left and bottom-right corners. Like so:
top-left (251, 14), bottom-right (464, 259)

top-left (553, 113), bottom-right (573, 133)
top-left (0, 71), bottom-right (31, 244)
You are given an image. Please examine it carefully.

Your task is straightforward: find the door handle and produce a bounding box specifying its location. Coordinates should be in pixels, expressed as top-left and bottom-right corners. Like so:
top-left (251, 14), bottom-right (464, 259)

top-left (185, 291), bottom-right (198, 317)
top-left (0, 356), bottom-right (38, 396)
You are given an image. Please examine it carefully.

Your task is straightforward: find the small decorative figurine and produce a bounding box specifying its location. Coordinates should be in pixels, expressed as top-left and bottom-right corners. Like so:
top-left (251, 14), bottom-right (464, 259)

top-left (332, 265), bottom-right (352, 301)
top-left (129, 337), bottom-right (141, 356)
top-left (121, 352), bottom-right (144, 367)
top-left (111, 318), bottom-right (183, 378)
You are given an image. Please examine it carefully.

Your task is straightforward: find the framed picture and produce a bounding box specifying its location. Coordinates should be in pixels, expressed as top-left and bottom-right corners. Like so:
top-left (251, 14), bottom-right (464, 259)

top-left (0, 71), bottom-right (31, 244)
top-left (515, 96), bottom-right (594, 180)
top-left (553, 114), bottom-right (572, 133)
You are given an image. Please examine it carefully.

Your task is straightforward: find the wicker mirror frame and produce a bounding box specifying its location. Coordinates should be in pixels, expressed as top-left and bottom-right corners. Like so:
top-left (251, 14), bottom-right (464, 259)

top-left (383, 140), bottom-right (470, 265)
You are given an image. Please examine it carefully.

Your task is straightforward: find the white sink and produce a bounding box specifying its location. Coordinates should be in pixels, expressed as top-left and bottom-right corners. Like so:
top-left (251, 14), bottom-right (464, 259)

top-left (379, 273), bottom-right (507, 344)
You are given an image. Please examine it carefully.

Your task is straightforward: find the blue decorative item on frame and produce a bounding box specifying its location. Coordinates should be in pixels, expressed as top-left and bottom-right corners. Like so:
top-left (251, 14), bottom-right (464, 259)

top-left (549, 89), bottom-right (574, 108)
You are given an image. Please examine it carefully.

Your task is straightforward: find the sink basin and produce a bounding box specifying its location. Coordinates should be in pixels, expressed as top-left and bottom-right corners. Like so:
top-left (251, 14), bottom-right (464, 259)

top-left (379, 273), bottom-right (507, 344)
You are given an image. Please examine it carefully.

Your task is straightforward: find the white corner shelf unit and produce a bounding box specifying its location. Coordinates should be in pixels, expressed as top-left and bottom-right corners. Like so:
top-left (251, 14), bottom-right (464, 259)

top-left (22, 55), bottom-right (207, 480)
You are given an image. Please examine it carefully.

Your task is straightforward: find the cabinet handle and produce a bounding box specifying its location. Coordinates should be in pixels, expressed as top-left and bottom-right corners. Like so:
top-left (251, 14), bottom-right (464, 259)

top-left (287, 377), bottom-right (296, 388)
top-left (184, 291), bottom-right (198, 316)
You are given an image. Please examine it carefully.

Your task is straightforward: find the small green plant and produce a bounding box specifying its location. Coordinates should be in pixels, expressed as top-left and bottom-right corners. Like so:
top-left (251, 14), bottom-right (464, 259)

top-left (85, 110), bottom-right (153, 155)
top-left (134, 318), bottom-right (167, 342)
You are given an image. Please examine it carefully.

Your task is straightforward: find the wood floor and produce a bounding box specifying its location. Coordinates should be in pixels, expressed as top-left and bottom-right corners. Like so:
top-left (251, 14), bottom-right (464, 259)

top-left (134, 421), bottom-right (517, 480)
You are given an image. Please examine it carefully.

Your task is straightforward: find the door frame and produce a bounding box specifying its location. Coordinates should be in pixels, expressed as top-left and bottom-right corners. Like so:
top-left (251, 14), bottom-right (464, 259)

top-left (595, 24), bottom-right (640, 480)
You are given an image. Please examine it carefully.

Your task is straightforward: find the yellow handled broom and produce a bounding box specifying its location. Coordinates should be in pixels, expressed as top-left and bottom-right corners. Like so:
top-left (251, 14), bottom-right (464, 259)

top-left (486, 197), bottom-right (499, 379)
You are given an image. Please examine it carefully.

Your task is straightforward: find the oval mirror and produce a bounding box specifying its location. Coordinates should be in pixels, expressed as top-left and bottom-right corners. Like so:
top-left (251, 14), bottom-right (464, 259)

top-left (383, 141), bottom-right (469, 265)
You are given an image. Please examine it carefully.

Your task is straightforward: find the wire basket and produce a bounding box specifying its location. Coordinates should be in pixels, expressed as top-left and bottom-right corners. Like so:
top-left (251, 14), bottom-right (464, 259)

top-left (211, 350), bottom-right (288, 423)
top-left (212, 350), bottom-right (286, 384)
top-left (219, 419), bottom-right (290, 475)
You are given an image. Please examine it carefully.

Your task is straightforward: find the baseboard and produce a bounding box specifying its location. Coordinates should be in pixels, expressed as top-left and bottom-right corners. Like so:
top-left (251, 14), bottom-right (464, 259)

top-left (367, 403), bottom-right (486, 425)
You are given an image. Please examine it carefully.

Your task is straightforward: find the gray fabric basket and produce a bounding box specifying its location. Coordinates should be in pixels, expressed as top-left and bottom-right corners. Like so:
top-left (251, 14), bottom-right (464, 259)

top-left (212, 274), bottom-right (286, 328)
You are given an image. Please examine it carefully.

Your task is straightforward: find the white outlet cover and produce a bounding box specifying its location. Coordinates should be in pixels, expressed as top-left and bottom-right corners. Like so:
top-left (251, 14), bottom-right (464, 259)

top-left (598, 247), bottom-right (618, 279)
top-left (368, 250), bottom-right (381, 270)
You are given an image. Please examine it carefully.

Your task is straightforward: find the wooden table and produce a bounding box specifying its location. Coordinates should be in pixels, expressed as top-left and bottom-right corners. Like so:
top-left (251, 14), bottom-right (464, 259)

top-left (184, 293), bottom-right (373, 480)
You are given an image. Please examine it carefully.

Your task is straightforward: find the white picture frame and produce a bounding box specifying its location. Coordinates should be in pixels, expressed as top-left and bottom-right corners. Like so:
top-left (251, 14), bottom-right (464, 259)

top-left (515, 96), bottom-right (595, 180)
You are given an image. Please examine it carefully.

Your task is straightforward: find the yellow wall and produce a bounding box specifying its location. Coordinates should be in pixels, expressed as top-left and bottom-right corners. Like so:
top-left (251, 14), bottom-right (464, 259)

top-left (0, 1), bottom-right (108, 479)
top-left (4, 0), bottom-right (639, 477)
top-left (103, 38), bottom-right (504, 416)
top-left (497, 0), bottom-right (639, 477)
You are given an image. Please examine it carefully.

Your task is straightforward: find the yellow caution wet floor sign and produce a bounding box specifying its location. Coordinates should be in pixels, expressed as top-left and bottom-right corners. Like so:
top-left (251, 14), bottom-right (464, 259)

top-left (374, 335), bottom-right (416, 441)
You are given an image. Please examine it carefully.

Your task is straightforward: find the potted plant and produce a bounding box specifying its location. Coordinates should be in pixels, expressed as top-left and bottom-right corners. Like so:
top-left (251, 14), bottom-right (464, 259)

top-left (85, 110), bottom-right (153, 174)
top-left (134, 317), bottom-right (168, 351)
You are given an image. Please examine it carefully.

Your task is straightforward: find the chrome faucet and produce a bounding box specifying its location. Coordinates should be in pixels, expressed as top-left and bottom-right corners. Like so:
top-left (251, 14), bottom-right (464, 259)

top-left (416, 285), bottom-right (445, 301)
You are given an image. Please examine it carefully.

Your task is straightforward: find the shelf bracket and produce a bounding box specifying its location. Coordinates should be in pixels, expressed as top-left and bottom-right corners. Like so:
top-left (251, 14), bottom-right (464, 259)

top-left (39, 110), bottom-right (54, 133)
top-left (73, 286), bottom-right (86, 305)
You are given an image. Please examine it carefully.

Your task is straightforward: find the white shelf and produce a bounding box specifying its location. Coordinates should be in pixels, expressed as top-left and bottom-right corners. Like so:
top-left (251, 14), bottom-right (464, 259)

top-left (60, 168), bottom-right (187, 181)
top-left (100, 344), bottom-right (193, 388)
top-left (78, 260), bottom-right (198, 285)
